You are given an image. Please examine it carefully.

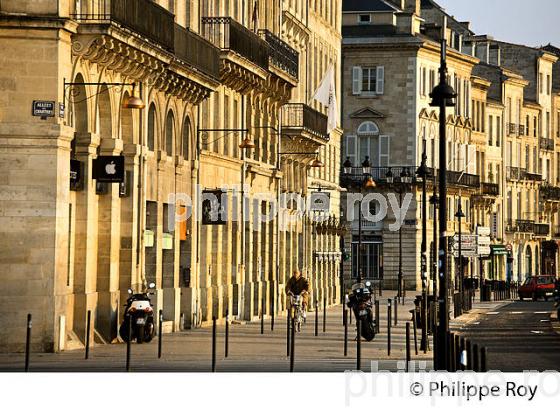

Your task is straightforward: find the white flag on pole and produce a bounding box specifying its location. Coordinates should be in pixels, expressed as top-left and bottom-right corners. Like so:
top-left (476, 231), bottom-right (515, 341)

top-left (311, 65), bottom-right (338, 134)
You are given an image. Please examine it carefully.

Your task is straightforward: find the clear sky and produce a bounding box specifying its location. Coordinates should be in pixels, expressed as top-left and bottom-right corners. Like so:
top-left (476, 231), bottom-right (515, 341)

top-left (436, 0), bottom-right (560, 47)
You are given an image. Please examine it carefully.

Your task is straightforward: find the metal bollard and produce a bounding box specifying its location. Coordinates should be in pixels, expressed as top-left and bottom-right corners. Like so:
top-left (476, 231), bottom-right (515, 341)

top-left (387, 299), bottom-right (392, 356)
top-left (459, 337), bottom-right (466, 371)
top-left (394, 297), bottom-right (398, 326)
top-left (375, 300), bottom-right (380, 334)
top-left (315, 300), bottom-right (319, 337)
top-left (412, 312), bottom-right (418, 355)
top-left (261, 298), bottom-right (265, 335)
top-left (466, 339), bottom-right (472, 370)
top-left (212, 316), bottom-right (217, 372)
top-left (323, 297), bottom-right (327, 333)
top-left (271, 297), bottom-right (275, 332)
top-left (473, 343), bottom-right (480, 372)
top-left (225, 309), bottom-right (229, 358)
top-left (25, 314), bottom-right (32, 372)
top-left (343, 309), bottom-right (348, 357)
top-left (406, 322), bottom-right (411, 372)
top-left (356, 318), bottom-right (362, 370)
top-left (286, 309), bottom-right (291, 357)
top-left (481, 347), bottom-right (487, 372)
top-left (158, 309), bottom-right (163, 359)
top-left (85, 310), bottom-right (91, 360)
top-left (126, 315), bottom-right (132, 372)
top-left (290, 317), bottom-right (295, 372)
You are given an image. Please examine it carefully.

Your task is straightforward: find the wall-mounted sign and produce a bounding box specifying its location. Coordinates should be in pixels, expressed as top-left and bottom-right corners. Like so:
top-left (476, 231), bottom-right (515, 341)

top-left (59, 103), bottom-right (65, 119)
top-left (202, 190), bottom-right (226, 225)
top-left (92, 156), bottom-right (125, 183)
top-left (70, 159), bottom-right (84, 191)
top-left (32, 100), bottom-right (55, 119)
top-left (162, 233), bottom-right (174, 250)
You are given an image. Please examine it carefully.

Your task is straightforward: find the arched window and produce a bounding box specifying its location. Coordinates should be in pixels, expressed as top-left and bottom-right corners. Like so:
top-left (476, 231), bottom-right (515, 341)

top-left (165, 110), bottom-right (174, 156)
top-left (357, 121), bottom-right (379, 136)
top-left (182, 117), bottom-right (191, 159)
top-left (147, 104), bottom-right (156, 151)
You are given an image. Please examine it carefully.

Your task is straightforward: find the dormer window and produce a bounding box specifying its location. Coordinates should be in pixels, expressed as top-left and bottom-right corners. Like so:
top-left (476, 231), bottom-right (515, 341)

top-left (358, 14), bottom-right (371, 24)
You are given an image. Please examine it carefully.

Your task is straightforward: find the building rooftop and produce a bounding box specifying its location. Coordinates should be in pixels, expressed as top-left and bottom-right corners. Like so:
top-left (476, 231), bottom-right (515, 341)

top-left (342, 0), bottom-right (399, 12)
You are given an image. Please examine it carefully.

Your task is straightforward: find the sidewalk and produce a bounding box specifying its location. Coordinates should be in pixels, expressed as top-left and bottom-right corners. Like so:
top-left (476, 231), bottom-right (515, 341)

top-left (449, 291), bottom-right (515, 330)
top-left (0, 291), bottom-right (433, 372)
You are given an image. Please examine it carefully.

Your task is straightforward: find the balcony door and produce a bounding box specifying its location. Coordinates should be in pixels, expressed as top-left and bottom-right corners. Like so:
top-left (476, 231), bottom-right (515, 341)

top-left (351, 235), bottom-right (383, 280)
top-left (345, 121), bottom-right (389, 167)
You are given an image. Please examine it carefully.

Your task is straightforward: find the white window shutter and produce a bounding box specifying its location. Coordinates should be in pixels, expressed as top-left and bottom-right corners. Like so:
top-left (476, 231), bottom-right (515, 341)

top-left (468, 145), bottom-right (477, 174)
top-left (352, 67), bottom-right (362, 95)
top-left (346, 134), bottom-right (358, 166)
top-left (379, 135), bottom-right (390, 166)
top-left (376, 66), bottom-right (385, 95)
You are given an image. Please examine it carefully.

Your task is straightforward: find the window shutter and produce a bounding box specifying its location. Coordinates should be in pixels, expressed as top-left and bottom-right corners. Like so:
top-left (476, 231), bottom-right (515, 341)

top-left (379, 135), bottom-right (390, 166)
top-left (346, 134), bottom-right (358, 166)
top-left (376, 66), bottom-right (385, 95)
top-left (468, 145), bottom-right (476, 174)
top-left (352, 67), bottom-right (362, 95)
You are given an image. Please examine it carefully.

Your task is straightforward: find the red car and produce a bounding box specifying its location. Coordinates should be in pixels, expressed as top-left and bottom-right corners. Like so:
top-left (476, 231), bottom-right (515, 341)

top-left (518, 275), bottom-right (556, 301)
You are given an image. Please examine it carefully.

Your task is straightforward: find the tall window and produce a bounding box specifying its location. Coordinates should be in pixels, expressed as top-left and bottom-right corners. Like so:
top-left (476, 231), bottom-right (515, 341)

top-left (182, 117), bottom-right (191, 159)
top-left (488, 115), bottom-right (493, 145)
top-left (165, 110), bottom-right (175, 156)
top-left (362, 68), bottom-right (377, 92)
top-left (147, 104), bottom-right (156, 151)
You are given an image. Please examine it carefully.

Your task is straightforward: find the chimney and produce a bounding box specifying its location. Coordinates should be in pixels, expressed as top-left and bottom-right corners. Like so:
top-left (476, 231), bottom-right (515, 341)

top-left (404, 0), bottom-right (421, 15)
top-left (386, 0), bottom-right (405, 10)
top-left (489, 45), bottom-right (501, 66)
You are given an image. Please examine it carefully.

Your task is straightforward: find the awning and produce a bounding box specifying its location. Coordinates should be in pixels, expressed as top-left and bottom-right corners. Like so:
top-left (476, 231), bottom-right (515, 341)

top-left (490, 245), bottom-right (508, 255)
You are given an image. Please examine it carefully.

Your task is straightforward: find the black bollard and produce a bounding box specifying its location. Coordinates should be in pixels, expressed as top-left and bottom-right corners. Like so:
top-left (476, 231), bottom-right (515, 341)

top-left (412, 313), bottom-right (418, 355)
top-left (406, 322), bottom-right (411, 372)
top-left (261, 298), bottom-right (264, 335)
top-left (212, 316), bottom-right (217, 372)
top-left (315, 300), bottom-right (319, 337)
top-left (481, 347), bottom-right (487, 372)
top-left (286, 310), bottom-right (290, 357)
top-left (356, 318), bottom-right (362, 370)
top-left (290, 317), bottom-right (295, 372)
top-left (271, 298), bottom-right (275, 332)
top-left (323, 297), bottom-right (327, 333)
top-left (459, 337), bottom-right (466, 371)
top-left (126, 315), bottom-right (132, 372)
top-left (466, 339), bottom-right (472, 370)
top-left (85, 310), bottom-right (91, 360)
top-left (24, 314), bottom-right (32, 372)
top-left (158, 309), bottom-right (163, 359)
top-left (343, 309), bottom-right (348, 357)
top-left (225, 309), bottom-right (229, 358)
top-left (473, 343), bottom-right (480, 372)
top-left (387, 299), bottom-right (392, 356)
top-left (394, 297), bottom-right (398, 326)
top-left (375, 300), bottom-right (380, 334)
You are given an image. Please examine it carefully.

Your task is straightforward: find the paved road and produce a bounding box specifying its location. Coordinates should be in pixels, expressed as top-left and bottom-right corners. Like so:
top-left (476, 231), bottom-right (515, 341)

top-left (452, 300), bottom-right (560, 371)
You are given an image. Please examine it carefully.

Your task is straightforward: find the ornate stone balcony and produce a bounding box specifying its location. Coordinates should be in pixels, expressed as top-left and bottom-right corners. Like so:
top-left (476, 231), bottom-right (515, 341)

top-left (281, 103), bottom-right (329, 152)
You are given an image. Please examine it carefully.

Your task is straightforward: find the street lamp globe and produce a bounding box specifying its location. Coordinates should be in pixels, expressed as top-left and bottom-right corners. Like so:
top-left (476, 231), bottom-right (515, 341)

top-left (311, 157), bottom-right (324, 168)
top-left (343, 157), bottom-right (353, 174)
top-left (400, 168), bottom-right (412, 184)
top-left (362, 156), bottom-right (372, 175)
top-left (363, 176), bottom-right (376, 189)
top-left (385, 168), bottom-right (394, 184)
top-left (429, 82), bottom-right (457, 107)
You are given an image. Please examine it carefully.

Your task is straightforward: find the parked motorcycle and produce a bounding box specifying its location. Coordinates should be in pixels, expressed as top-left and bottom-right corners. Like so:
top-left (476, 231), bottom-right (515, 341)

top-left (347, 281), bottom-right (376, 341)
top-left (119, 283), bottom-right (156, 344)
top-left (288, 291), bottom-right (306, 332)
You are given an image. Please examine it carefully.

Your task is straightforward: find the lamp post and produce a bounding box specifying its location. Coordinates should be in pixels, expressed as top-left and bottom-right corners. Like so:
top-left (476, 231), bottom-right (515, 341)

top-left (429, 16), bottom-right (457, 371)
top-left (343, 157), bottom-right (376, 284)
top-left (385, 168), bottom-right (412, 301)
top-left (455, 199), bottom-right (465, 315)
top-left (417, 140), bottom-right (429, 351)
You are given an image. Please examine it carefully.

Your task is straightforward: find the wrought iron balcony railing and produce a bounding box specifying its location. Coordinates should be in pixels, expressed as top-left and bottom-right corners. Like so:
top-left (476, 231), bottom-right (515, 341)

top-left (541, 185), bottom-right (560, 201)
top-left (524, 171), bottom-right (542, 182)
top-left (282, 103), bottom-right (328, 140)
top-left (507, 123), bottom-right (518, 136)
top-left (72, 0), bottom-right (175, 51)
top-left (518, 124), bottom-right (526, 136)
top-left (481, 182), bottom-right (499, 196)
top-left (341, 166), bottom-right (418, 187)
top-left (201, 17), bottom-right (269, 70)
top-left (259, 30), bottom-right (299, 79)
top-left (506, 166), bottom-right (529, 181)
top-left (534, 223), bottom-right (550, 236)
top-left (540, 137), bottom-right (554, 151)
top-left (174, 25), bottom-right (220, 79)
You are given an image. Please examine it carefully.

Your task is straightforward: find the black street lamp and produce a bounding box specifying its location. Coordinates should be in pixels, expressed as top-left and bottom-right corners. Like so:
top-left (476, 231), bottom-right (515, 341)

top-left (455, 199), bottom-right (465, 315)
top-left (385, 167), bottom-right (412, 303)
top-left (416, 140), bottom-right (429, 352)
top-left (429, 16), bottom-right (456, 371)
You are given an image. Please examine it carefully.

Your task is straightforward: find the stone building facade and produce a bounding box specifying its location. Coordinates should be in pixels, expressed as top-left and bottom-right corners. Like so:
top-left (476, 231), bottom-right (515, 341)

top-left (0, 0), bottom-right (343, 352)
top-left (341, 0), bottom-right (560, 293)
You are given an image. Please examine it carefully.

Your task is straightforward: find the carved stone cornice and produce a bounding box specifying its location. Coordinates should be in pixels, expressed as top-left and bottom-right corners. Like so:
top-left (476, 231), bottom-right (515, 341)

top-left (219, 55), bottom-right (268, 95)
top-left (71, 32), bottom-right (215, 105)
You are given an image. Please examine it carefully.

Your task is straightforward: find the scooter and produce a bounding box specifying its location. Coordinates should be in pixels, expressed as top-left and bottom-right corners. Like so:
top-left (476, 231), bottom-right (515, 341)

top-left (347, 281), bottom-right (376, 341)
top-left (119, 283), bottom-right (156, 344)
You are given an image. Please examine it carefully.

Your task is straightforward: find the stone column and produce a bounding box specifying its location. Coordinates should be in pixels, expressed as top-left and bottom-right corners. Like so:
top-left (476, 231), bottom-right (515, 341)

top-left (96, 137), bottom-right (123, 343)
